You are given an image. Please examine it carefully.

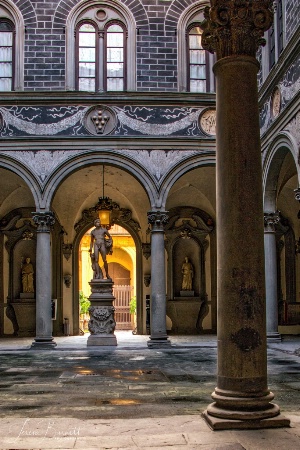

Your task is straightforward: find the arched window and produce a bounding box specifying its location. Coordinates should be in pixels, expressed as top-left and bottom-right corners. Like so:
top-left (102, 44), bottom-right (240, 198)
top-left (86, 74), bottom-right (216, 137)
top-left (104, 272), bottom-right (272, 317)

top-left (75, 20), bottom-right (126, 92)
top-left (177, 2), bottom-right (214, 93)
top-left (67, 1), bottom-right (135, 92)
top-left (0, 18), bottom-right (14, 91)
top-left (187, 24), bottom-right (208, 93)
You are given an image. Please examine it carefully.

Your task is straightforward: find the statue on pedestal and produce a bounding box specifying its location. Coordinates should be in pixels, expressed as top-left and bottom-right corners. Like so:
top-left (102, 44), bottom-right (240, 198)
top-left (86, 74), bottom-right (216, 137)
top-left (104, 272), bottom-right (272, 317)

top-left (181, 256), bottom-right (193, 291)
top-left (89, 218), bottom-right (113, 280)
top-left (21, 257), bottom-right (34, 293)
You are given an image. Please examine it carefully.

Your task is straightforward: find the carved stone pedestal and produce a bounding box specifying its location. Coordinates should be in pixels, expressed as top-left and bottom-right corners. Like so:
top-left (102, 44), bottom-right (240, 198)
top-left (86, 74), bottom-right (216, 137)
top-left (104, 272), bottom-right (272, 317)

top-left (12, 300), bottom-right (36, 337)
top-left (167, 299), bottom-right (204, 334)
top-left (87, 279), bottom-right (117, 346)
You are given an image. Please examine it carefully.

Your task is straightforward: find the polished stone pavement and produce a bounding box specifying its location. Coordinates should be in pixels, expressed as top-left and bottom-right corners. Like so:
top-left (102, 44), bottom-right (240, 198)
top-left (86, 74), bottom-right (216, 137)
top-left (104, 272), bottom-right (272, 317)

top-left (0, 332), bottom-right (299, 449)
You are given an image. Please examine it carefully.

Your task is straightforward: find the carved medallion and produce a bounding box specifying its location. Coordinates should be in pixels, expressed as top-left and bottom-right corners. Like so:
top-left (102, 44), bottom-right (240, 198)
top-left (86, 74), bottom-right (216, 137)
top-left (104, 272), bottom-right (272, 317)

top-left (95, 9), bottom-right (107, 21)
top-left (84, 105), bottom-right (117, 136)
top-left (271, 87), bottom-right (281, 118)
top-left (199, 109), bottom-right (216, 136)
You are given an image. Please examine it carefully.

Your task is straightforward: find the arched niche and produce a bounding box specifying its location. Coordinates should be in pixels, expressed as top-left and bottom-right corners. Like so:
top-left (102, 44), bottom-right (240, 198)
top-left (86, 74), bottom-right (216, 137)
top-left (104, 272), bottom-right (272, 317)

top-left (165, 206), bottom-right (214, 334)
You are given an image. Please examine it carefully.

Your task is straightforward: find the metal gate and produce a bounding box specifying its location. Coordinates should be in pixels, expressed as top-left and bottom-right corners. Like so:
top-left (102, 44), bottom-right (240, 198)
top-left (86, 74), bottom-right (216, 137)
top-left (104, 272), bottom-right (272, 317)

top-left (113, 285), bottom-right (133, 330)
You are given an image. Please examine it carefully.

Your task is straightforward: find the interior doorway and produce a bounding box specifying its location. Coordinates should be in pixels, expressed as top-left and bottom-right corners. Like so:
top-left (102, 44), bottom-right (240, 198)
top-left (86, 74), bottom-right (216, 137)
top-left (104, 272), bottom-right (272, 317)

top-left (78, 224), bottom-right (136, 331)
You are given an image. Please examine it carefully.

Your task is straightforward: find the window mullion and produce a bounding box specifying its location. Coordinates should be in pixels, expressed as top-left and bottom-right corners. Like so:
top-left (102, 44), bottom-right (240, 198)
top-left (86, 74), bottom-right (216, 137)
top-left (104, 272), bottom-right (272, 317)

top-left (98, 30), bottom-right (104, 92)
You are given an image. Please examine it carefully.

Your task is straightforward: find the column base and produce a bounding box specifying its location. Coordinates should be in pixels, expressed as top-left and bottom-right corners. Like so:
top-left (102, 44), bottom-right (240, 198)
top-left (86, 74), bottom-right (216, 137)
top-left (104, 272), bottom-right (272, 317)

top-left (31, 337), bottom-right (57, 349)
top-left (147, 336), bottom-right (171, 348)
top-left (267, 332), bottom-right (281, 342)
top-left (87, 334), bottom-right (117, 346)
top-left (203, 407), bottom-right (290, 430)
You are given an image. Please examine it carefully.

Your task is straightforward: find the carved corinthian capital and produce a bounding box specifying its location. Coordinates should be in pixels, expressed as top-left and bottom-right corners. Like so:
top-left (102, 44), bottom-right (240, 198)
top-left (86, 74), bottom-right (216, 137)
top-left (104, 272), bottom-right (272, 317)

top-left (201, 0), bottom-right (274, 59)
top-left (32, 211), bottom-right (55, 233)
top-left (147, 211), bottom-right (169, 230)
top-left (264, 212), bottom-right (280, 232)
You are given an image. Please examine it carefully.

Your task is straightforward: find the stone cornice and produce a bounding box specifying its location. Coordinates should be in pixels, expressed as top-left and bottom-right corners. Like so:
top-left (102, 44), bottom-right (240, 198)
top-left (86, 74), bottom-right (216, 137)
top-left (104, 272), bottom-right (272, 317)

top-left (0, 91), bottom-right (216, 107)
top-left (0, 138), bottom-right (217, 150)
top-left (259, 24), bottom-right (300, 105)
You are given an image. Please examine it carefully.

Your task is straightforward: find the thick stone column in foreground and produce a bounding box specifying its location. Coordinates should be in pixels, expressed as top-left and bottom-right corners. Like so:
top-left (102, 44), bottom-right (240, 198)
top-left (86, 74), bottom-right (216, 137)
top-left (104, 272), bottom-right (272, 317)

top-left (147, 211), bottom-right (171, 348)
top-left (201, 1), bottom-right (289, 429)
top-left (31, 212), bottom-right (57, 349)
top-left (264, 212), bottom-right (281, 341)
top-left (87, 279), bottom-right (117, 346)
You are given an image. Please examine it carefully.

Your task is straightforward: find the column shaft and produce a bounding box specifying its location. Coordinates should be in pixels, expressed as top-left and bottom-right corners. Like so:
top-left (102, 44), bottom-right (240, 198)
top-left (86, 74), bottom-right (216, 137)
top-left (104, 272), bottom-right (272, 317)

top-left (147, 211), bottom-right (170, 348)
top-left (31, 212), bottom-right (56, 349)
top-left (264, 213), bottom-right (281, 341)
top-left (203, 56), bottom-right (288, 430)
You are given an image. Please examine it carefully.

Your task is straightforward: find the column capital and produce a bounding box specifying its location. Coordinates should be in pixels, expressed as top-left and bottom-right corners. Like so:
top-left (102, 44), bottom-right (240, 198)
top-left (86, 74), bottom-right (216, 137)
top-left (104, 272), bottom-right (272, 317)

top-left (264, 212), bottom-right (280, 232)
top-left (147, 210), bottom-right (169, 229)
top-left (32, 211), bottom-right (55, 233)
top-left (201, 1), bottom-right (273, 59)
top-left (294, 188), bottom-right (300, 202)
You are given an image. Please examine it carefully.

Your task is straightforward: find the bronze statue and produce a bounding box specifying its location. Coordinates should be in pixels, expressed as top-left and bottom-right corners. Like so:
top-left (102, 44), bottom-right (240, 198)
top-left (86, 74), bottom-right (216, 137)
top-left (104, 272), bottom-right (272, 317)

top-left (21, 257), bottom-right (34, 293)
top-left (181, 256), bottom-right (193, 291)
top-left (89, 218), bottom-right (113, 279)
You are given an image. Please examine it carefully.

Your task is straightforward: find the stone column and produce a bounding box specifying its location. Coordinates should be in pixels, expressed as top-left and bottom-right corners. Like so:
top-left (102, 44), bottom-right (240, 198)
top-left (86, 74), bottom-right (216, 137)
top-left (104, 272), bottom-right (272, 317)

top-left (147, 211), bottom-right (171, 348)
top-left (31, 212), bottom-right (57, 349)
top-left (264, 212), bottom-right (281, 341)
top-left (200, 1), bottom-right (288, 429)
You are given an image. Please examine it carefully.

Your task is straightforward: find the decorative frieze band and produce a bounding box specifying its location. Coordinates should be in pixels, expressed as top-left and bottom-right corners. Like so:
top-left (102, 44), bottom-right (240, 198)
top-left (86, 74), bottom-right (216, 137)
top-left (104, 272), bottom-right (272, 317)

top-left (0, 105), bottom-right (212, 138)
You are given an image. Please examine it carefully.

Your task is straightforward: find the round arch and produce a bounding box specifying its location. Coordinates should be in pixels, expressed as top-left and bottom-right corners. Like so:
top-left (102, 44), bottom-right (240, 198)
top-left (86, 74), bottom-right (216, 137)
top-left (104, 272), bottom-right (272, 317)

top-left (0, 154), bottom-right (42, 208)
top-left (263, 132), bottom-right (300, 211)
top-left (157, 153), bottom-right (216, 209)
top-left (72, 212), bottom-right (143, 335)
top-left (40, 151), bottom-right (158, 210)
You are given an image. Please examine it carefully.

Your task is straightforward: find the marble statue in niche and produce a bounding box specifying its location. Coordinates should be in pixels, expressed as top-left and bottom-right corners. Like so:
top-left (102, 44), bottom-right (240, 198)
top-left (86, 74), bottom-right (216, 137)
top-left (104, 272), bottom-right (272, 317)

top-left (89, 218), bottom-right (113, 280)
top-left (181, 256), bottom-right (194, 291)
top-left (21, 257), bottom-right (34, 293)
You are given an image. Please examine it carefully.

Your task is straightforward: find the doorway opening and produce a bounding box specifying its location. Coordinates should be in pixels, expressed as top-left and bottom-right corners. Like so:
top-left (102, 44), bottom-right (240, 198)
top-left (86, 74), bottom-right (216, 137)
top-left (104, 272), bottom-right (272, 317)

top-left (78, 224), bottom-right (136, 332)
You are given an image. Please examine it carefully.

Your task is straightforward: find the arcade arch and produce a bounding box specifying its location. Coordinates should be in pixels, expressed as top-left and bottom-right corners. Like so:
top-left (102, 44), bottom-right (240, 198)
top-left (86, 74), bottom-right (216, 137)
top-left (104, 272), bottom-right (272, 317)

top-left (263, 135), bottom-right (300, 337)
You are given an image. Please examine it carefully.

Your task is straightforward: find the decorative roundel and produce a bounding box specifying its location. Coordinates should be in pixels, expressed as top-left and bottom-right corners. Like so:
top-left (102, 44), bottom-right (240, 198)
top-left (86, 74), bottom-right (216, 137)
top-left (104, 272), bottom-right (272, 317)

top-left (199, 108), bottom-right (216, 136)
top-left (84, 105), bottom-right (117, 136)
top-left (95, 9), bottom-right (107, 21)
top-left (271, 86), bottom-right (281, 119)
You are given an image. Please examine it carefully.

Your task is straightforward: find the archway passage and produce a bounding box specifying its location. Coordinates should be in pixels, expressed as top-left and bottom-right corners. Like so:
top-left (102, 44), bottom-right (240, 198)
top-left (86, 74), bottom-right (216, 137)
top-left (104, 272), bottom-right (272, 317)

top-left (264, 147), bottom-right (300, 334)
top-left (79, 224), bottom-right (136, 331)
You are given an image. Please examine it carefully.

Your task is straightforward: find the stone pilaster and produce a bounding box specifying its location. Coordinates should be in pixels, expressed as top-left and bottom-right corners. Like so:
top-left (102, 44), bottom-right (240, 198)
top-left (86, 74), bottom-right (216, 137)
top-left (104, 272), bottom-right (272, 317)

top-left (200, 0), bottom-right (288, 430)
top-left (147, 211), bottom-right (171, 348)
top-left (31, 212), bottom-right (56, 349)
top-left (264, 212), bottom-right (281, 341)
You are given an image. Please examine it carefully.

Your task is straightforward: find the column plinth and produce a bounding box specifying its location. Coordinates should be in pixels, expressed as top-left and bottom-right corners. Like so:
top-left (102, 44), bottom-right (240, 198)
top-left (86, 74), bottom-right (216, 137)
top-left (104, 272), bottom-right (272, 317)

top-left (147, 211), bottom-right (171, 348)
top-left (200, 0), bottom-right (289, 428)
top-left (31, 212), bottom-right (57, 349)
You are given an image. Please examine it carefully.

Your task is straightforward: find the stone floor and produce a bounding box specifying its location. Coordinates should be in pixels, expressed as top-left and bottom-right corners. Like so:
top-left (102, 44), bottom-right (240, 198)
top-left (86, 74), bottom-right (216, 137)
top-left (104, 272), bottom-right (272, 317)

top-left (0, 332), bottom-right (299, 449)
